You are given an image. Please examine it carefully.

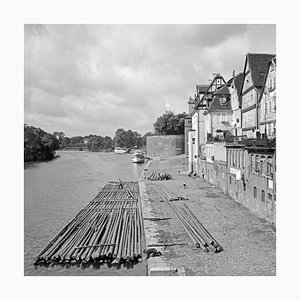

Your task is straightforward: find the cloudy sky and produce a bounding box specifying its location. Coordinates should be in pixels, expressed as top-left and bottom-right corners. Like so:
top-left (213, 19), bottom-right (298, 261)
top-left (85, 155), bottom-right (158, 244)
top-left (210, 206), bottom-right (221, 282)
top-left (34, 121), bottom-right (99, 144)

top-left (24, 24), bottom-right (275, 137)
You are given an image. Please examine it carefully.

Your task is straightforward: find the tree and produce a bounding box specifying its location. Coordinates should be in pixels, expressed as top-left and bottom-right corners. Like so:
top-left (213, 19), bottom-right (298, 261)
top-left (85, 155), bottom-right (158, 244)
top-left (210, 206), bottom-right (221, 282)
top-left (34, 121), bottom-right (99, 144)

top-left (69, 136), bottom-right (84, 145)
top-left (141, 132), bottom-right (153, 146)
top-left (53, 131), bottom-right (65, 145)
top-left (24, 124), bottom-right (59, 161)
top-left (61, 136), bottom-right (71, 147)
top-left (114, 128), bottom-right (142, 148)
top-left (153, 111), bottom-right (187, 135)
top-left (86, 135), bottom-right (113, 151)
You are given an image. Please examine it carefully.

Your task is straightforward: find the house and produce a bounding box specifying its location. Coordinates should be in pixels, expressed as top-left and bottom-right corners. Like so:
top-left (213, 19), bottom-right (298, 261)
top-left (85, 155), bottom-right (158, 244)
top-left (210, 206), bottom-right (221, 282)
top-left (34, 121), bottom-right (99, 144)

top-left (187, 84), bottom-right (209, 172)
top-left (200, 83), bottom-right (232, 187)
top-left (227, 72), bottom-right (244, 137)
top-left (189, 74), bottom-right (226, 174)
top-left (258, 56), bottom-right (276, 138)
top-left (204, 84), bottom-right (233, 142)
top-left (241, 53), bottom-right (276, 138)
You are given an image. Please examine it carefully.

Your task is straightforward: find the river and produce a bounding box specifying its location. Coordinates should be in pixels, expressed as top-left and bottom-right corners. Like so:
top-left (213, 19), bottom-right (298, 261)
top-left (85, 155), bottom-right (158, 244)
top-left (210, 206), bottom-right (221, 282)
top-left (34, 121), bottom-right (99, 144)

top-left (24, 150), bottom-right (147, 276)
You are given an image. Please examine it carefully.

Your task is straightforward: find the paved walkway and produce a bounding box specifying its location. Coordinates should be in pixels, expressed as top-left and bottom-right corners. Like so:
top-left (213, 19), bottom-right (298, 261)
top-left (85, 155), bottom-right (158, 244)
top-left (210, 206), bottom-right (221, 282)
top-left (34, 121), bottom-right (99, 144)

top-left (142, 155), bottom-right (276, 276)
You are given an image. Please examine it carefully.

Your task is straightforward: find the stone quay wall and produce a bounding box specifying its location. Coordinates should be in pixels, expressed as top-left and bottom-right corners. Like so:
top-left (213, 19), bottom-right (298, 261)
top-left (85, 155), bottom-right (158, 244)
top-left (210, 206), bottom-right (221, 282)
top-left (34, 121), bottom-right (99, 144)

top-left (146, 135), bottom-right (184, 158)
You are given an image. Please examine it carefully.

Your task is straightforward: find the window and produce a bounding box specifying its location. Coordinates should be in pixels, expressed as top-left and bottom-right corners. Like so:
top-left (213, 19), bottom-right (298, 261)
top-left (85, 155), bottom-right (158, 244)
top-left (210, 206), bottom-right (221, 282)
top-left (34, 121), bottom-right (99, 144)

top-left (217, 113), bottom-right (221, 122)
top-left (267, 161), bottom-right (273, 178)
top-left (268, 193), bottom-right (273, 200)
top-left (254, 155), bottom-right (259, 173)
top-left (255, 155), bottom-right (260, 173)
top-left (227, 150), bottom-right (230, 166)
top-left (261, 190), bottom-right (265, 202)
top-left (261, 156), bottom-right (265, 176)
top-left (274, 76), bottom-right (276, 89)
top-left (260, 160), bottom-right (264, 176)
top-left (270, 78), bottom-right (273, 89)
top-left (254, 187), bottom-right (257, 198)
top-left (221, 97), bottom-right (227, 106)
top-left (251, 155), bottom-right (255, 173)
top-left (229, 176), bottom-right (232, 184)
top-left (233, 150), bottom-right (236, 167)
top-left (240, 150), bottom-right (244, 168)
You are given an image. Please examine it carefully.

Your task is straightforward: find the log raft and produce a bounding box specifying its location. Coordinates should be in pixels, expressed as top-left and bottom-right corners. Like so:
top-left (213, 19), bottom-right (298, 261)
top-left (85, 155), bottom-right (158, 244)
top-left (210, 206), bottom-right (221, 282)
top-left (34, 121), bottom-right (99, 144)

top-left (34, 181), bottom-right (145, 268)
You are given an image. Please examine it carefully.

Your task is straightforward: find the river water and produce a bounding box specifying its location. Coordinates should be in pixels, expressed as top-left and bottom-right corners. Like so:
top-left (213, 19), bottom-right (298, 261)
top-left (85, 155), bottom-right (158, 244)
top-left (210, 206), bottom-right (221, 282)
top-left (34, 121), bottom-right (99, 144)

top-left (24, 150), bottom-right (147, 276)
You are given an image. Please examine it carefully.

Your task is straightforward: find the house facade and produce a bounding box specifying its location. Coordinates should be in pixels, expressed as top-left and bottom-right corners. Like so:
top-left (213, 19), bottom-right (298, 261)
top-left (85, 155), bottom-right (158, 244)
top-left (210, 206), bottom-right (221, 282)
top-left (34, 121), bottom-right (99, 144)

top-left (186, 53), bottom-right (276, 225)
top-left (259, 56), bottom-right (276, 138)
top-left (204, 84), bottom-right (233, 141)
top-left (227, 73), bottom-right (244, 137)
top-left (193, 74), bottom-right (226, 174)
top-left (241, 53), bottom-right (275, 138)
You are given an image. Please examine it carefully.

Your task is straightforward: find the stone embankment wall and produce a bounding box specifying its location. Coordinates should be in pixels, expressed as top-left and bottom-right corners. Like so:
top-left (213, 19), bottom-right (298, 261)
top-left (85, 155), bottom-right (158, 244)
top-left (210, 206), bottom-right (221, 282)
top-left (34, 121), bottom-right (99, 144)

top-left (200, 159), bottom-right (276, 225)
top-left (146, 135), bottom-right (184, 158)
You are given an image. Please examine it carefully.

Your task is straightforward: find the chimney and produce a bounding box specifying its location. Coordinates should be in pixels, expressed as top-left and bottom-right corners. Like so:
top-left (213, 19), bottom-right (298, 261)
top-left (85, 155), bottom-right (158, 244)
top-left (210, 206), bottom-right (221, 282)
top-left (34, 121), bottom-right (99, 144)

top-left (232, 70), bottom-right (235, 78)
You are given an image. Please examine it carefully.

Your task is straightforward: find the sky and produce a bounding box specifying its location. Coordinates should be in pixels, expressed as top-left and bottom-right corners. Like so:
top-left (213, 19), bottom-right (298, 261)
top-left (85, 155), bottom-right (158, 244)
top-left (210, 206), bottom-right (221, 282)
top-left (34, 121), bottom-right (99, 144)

top-left (24, 24), bottom-right (276, 137)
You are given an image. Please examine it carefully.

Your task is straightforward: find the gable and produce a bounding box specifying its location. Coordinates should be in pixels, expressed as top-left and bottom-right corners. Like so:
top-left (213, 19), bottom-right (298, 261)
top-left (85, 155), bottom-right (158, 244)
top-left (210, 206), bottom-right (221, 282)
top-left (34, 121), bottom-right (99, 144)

top-left (242, 71), bottom-right (254, 93)
top-left (197, 74), bottom-right (226, 109)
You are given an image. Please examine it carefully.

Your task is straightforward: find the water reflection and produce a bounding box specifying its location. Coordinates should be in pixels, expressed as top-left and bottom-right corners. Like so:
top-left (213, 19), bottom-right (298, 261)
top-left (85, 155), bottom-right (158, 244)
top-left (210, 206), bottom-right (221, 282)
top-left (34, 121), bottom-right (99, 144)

top-left (25, 151), bottom-right (147, 276)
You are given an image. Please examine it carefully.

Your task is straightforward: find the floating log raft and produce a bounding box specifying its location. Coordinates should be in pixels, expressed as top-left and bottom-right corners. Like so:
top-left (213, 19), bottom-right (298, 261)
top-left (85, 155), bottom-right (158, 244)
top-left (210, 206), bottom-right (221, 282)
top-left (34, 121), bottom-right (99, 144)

top-left (34, 181), bottom-right (145, 268)
top-left (145, 172), bottom-right (173, 181)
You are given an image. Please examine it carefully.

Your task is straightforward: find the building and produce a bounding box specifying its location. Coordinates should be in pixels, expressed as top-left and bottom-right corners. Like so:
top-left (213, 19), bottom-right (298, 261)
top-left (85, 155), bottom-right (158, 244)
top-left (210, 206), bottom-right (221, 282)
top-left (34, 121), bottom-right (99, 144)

top-left (187, 84), bottom-right (209, 173)
top-left (199, 83), bottom-right (232, 185)
top-left (186, 53), bottom-right (276, 225)
top-left (259, 56), bottom-right (276, 138)
top-left (241, 53), bottom-right (276, 138)
top-left (184, 116), bottom-right (192, 154)
top-left (224, 53), bottom-right (276, 224)
top-left (204, 84), bottom-right (233, 142)
top-left (227, 72), bottom-right (244, 137)
top-left (189, 75), bottom-right (226, 174)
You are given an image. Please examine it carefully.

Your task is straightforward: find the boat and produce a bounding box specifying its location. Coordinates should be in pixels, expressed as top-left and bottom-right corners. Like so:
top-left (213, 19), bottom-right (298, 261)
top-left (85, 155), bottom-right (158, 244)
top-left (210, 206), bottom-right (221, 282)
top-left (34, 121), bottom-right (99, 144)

top-left (131, 151), bottom-right (145, 163)
top-left (114, 147), bottom-right (130, 154)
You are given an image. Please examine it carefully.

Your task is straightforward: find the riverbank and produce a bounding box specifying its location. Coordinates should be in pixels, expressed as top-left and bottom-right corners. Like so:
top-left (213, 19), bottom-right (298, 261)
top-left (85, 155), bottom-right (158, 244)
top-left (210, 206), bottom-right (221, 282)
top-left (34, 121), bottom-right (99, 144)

top-left (141, 154), bottom-right (276, 276)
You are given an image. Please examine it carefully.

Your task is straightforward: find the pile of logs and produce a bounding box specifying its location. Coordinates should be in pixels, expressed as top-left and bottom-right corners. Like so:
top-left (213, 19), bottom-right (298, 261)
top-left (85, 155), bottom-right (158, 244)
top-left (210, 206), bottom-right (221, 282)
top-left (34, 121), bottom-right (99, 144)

top-left (146, 172), bottom-right (173, 181)
top-left (148, 182), bottom-right (188, 201)
top-left (34, 182), bottom-right (144, 268)
top-left (148, 182), bottom-right (222, 253)
top-left (165, 203), bottom-right (223, 253)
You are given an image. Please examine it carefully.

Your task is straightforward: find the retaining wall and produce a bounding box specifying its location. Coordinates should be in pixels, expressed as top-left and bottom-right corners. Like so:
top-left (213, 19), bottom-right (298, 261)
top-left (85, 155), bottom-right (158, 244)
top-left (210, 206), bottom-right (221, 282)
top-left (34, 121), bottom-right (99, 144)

top-left (146, 135), bottom-right (184, 158)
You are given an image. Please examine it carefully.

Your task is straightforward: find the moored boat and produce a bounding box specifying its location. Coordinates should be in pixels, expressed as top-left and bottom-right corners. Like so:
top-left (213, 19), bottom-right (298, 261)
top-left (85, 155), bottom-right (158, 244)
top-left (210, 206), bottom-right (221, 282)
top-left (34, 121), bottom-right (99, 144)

top-left (114, 147), bottom-right (130, 154)
top-left (131, 151), bottom-right (145, 163)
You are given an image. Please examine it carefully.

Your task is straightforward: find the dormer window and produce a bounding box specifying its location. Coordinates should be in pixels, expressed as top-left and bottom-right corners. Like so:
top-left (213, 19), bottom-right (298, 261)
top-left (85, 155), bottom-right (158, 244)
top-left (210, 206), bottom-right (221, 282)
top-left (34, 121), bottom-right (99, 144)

top-left (221, 97), bottom-right (228, 106)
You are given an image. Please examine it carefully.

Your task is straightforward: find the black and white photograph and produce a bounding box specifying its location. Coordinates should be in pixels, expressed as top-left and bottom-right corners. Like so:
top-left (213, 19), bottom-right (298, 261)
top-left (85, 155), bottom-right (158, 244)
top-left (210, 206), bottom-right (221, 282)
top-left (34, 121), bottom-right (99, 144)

top-left (24, 23), bottom-right (276, 276)
top-left (3, 0), bottom-right (300, 298)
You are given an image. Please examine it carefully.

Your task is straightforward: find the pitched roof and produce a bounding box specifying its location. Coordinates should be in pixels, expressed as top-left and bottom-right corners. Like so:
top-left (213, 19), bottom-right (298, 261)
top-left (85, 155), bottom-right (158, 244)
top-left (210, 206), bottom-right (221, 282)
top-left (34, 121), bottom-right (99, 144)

top-left (195, 74), bottom-right (226, 110)
top-left (246, 53), bottom-right (276, 87)
top-left (233, 72), bottom-right (244, 105)
top-left (197, 84), bottom-right (210, 93)
top-left (207, 96), bottom-right (232, 112)
top-left (214, 84), bottom-right (230, 96)
top-left (258, 56), bottom-right (277, 103)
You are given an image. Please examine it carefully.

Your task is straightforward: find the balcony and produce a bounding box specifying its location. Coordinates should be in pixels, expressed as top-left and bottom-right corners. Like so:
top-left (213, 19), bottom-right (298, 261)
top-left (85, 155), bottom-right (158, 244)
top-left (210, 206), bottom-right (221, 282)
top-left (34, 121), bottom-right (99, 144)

top-left (225, 136), bottom-right (276, 148)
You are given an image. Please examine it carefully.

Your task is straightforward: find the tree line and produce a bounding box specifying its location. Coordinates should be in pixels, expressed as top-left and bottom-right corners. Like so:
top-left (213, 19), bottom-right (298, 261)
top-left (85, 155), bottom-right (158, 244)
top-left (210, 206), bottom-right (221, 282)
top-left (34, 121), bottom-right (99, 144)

top-left (24, 110), bottom-right (187, 161)
top-left (55, 129), bottom-right (154, 151)
top-left (24, 124), bottom-right (60, 161)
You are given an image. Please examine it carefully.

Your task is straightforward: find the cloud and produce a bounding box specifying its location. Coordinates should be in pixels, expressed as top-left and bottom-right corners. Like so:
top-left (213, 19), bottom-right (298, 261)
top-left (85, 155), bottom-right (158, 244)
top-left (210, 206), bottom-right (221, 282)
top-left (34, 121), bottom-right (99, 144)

top-left (24, 24), bottom-right (276, 137)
